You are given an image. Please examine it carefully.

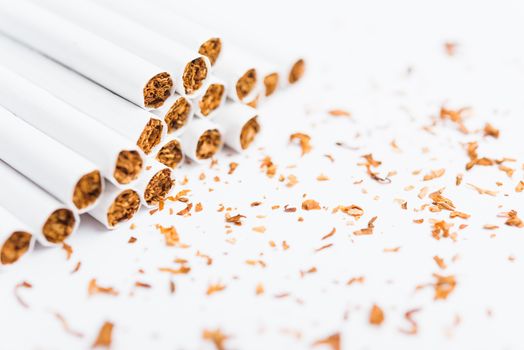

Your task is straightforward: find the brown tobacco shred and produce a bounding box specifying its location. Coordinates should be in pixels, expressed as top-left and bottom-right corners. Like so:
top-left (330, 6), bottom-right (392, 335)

top-left (369, 304), bottom-right (385, 325)
top-left (302, 199), bottom-right (320, 210)
top-left (317, 174), bottom-right (330, 181)
top-left (88, 279), bottom-right (118, 296)
top-left (143, 72), bottom-right (172, 108)
top-left (225, 213), bottom-right (245, 226)
top-left (333, 205), bottom-right (364, 219)
top-left (290, 132), bottom-right (312, 155)
top-left (429, 189), bottom-right (455, 211)
top-left (144, 169), bottom-right (173, 206)
top-left (359, 154), bottom-right (390, 183)
top-left (431, 220), bottom-right (451, 240)
top-left (236, 68), bottom-right (257, 100)
top-left (434, 256), bottom-right (447, 269)
top-left (500, 210), bottom-right (524, 228)
top-left (465, 142), bottom-right (494, 170)
top-left (456, 174), bottom-right (463, 186)
top-left (202, 329), bottom-right (229, 350)
top-left (450, 211), bottom-right (470, 219)
top-left (107, 190), bottom-right (140, 227)
top-left (288, 59), bottom-right (305, 84)
top-left (440, 106), bottom-right (469, 133)
top-left (43, 209), bottom-right (76, 243)
top-left (92, 321), bottom-right (114, 348)
top-left (195, 202), bottom-right (203, 212)
top-left (54, 313), bottom-right (83, 338)
top-left (347, 276), bottom-right (365, 285)
top-left (198, 38), bottom-right (222, 65)
top-left (240, 117), bottom-right (260, 150)
top-left (156, 139), bottom-right (184, 169)
top-left (398, 308), bottom-right (421, 335)
top-left (128, 237), bottom-right (137, 243)
top-left (156, 225), bottom-right (181, 246)
top-left (114, 150), bottom-right (143, 185)
top-left (433, 274), bottom-right (456, 300)
top-left (255, 283), bottom-right (265, 295)
top-left (62, 242), bottom-right (73, 260)
top-left (228, 162), bottom-right (238, 175)
top-left (183, 57), bottom-right (208, 95)
top-left (196, 129), bottom-right (222, 159)
top-left (260, 156), bottom-right (277, 178)
top-left (444, 41), bottom-right (458, 56)
top-left (423, 168), bottom-right (445, 181)
top-left (483, 123), bottom-right (499, 138)
top-left (321, 227), bottom-right (336, 240)
top-left (14, 281), bottom-right (32, 308)
top-left (252, 226), bottom-right (266, 233)
top-left (516, 181), bottom-right (524, 192)
top-left (467, 183), bottom-right (497, 196)
top-left (134, 282), bottom-right (151, 289)
top-left (354, 216), bottom-right (377, 235)
top-left (1, 231), bottom-right (32, 265)
top-left (165, 97), bottom-right (192, 133)
top-left (158, 266), bottom-right (191, 275)
top-left (137, 118), bottom-right (163, 154)
top-left (206, 283), bottom-right (226, 295)
top-left (73, 170), bottom-right (102, 210)
top-left (315, 243), bottom-right (333, 252)
top-left (263, 72), bottom-right (279, 96)
top-left (313, 333), bottom-right (341, 350)
top-left (199, 83), bottom-right (225, 116)
top-left (71, 261), bottom-right (81, 274)
top-left (328, 109), bottom-right (351, 117)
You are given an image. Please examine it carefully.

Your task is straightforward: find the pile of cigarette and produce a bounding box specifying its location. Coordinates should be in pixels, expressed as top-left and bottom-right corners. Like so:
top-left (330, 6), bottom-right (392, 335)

top-left (0, 0), bottom-right (305, 266)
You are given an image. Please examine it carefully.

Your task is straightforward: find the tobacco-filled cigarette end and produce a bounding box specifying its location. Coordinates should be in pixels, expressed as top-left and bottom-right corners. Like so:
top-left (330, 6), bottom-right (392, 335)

top-left (264, 73), bottom-right (279, 97)
top-left (1, 231), bottom-right (32, 265)
top-left (198, 38), bottom-right (222, 66)
top-left (107, 189), bottom-right (140, 227)
top-left (114, 150), bottom-right (143, 185)
top-left (144, 168), bottom-right (173, 206)
top-left (289, 59), bottom-right (305, 84)
top-left (43, 209), bottom-right (76, 244)
top-left (236, 68), bottom-right (257, 101)
top-left (143, 72), bottom-right (173, 108)
top-left (199, 83), bottom-right (225, 116)
top-left (240, 117), bottom-right (261, 150)
top-left (165, 97), bottom-right (192, 133)
top-left (183, 57), bottom-right (208, 95)
top-left (196, 129), bottom-right (222, 160)
top-left (137, 118), bottom-right (163, 155)
top-left (156, 140), bottom-right (184, 169)
top-left (73, 170), bottom-right (103, 210)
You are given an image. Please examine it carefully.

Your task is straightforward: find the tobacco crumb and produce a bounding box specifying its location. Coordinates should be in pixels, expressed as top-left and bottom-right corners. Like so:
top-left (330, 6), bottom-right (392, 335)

top-left (144, 169), bottom-right (174, 206)
top-left (434, 255), bottom-right (447, 269)
top-left (62, 242), bottom-right (73, 260)
top-left (136, 118), bottom-right (163, 155)
top-left (433, 274), bottom-right (456, 300)
top-left (369, 304), bottom-right (385, 325)
top-left (313, 333), bottom-right (340, 350)
top-left (328, 109), bottom-right (351, 117)
top-left (423, 168), bottom-right (445, 181)
top-left (206, 283), bottom-right (226, 295)
top-left (483, 123), bottom-right (499, 138)
top-left (196, 129), bottom-right (222, 160)
top-left (73, 170), bottom-right (102, 210)
top-left (92, 321), bottom-right (114, 348)
top-left (156, 225), bottom-right (181, 247)
top-left (1, 231), bottom-right (32, 265)
top-left (128, 237), bottom-right (137, 243)
top-left (198, 38), bottom-right (222, 65)
top-left (261, 156), bottom-right (277, 178)
top-left (42, 208), bottom-right (76, 243)
top-left (156, 139), bottom-right (184, 169)
top-left (114, 150), bottom-right (143, 185)
top-left (228, 162), bottom-right (238, 175)
top-left (399, 309), bottom-right (420, 335)
top-left (183, 57), bottom-right (208, 95)
top-left (88, 279), bottom-right (118, 296)
top-left (143, 72), bottom-right (172, 108)
top-left (240, 117), bottom-right (260, 150)
top-left (290, 132), bottom-right (311, 155)
top-left (199, 83), bottom-right (225, 116)
top-left (225, 213), bottom-right (245, 226)
top-left (235, 68), bottom-right (257, 100)
top-left (302, 199), bottom-right (320, 210)
top-left (107, 189), bottom-right (140, 227)
top-left (289, 59), bottom-right (305, 84)
top-left (202, 328), bottom-right (229, 350)
top-left (165, 97), bottom-right (192, 133)
top-left (501, 210), bottom-right (524, 228)
top-left (263, 72), bottom-right (279, 96)
top-left (354, 216), bottom-right (377, 235)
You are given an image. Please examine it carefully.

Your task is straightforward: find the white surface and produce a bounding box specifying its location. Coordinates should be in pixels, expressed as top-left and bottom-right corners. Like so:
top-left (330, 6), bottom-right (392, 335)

top-left (1, 0), bottom-right (524, 349)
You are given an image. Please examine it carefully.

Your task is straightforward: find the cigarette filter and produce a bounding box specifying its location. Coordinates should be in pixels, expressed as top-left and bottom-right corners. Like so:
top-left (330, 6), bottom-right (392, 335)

top-left (150, 94), bottom-right (194, 136)
top-left (135, 162), bottom-right (175, 208)
top-left (0, 161), bottom-right (79, 246)
top-left (0, 206), bottom-right (35, 266)
top-left (0, 106), bottom-right (102, 213)
top-left (212, 102), bottom-right (261, 152)
top-left (38, 0), bottom-right (211, 98)
top-left (155, 136), bottom-right (185, 170)
top-left (0, 65), bottom-right (144, 188)
top-left (179, 118), bottom-right (224, 163)
top-left (0, 0), bottom-right (172, 109)
top-left (194, 76), bottom-right (227, 119)
top-left (88, 181), bottom-right (141, 230)
top-left (0, 35), bottom-right (166, 156)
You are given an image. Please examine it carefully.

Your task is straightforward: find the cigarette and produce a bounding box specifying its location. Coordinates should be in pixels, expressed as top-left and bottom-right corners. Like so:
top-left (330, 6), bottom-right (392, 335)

top-left (88, 181), bottom-right (141, 229)
top-left (155, 137), bottom-right (185, 170)
top-left (0, 0), bottom-right (173, 109)
top-left (212, 102), bottom-right (261, 152)
top-left (0, 161), bottom-right (79, 246)
top-left (0, 106), bottom-right (103, 213)
top-left (0, 35), bottom-right (166, 156)
top-left (195, 76), bottom-right (227, 119)
top-left (0, 65), bottom-right (144, 187)
top-left (135, 162), bottom-right (175, 208)
top-left (179, 118), bottom-right (224, 163)
top-left (92, 0), bottom-right (223, 66)
top-left (0, 206), bottom-right (35, 266)
top-left (38, 0), bottom-right (211, 98)
top-left (150, 94), bottom-right (194, 136)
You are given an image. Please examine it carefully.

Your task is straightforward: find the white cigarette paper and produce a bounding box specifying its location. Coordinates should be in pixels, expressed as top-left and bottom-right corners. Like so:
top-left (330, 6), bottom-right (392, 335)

top-left (37, 0), bottom-right (211, 98)
top-left (0, 106), bottom-right (103, 213)
top-left (150, 94), bottom-right (194, 136)
top-left (94, 0), bottom-right (223, 66)
top-left (194, 76), bottom-right (227, 119)
top-left (88, 181), bottom-right (141, 230)
top-left (0, 65), bottom-right (144, 188)
top-left (134, 162), bottom-right (175, 209)
top-left (0, 205), bottom-right (35, 266)
top-left (155, 136), bottom-right (185, 170)
top-left (179, 118), bottom-right (224, 163)
top-left (212, 103), bottom-right (261, 152)
top-left (0, 35), bottom-right (166, 156)
top-left (0, 0), bottom-right (173, 109)
top-left (0, 161), bottom-right (79, 247)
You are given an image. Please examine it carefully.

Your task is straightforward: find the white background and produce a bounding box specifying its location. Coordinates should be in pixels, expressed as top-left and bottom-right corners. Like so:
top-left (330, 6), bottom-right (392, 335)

top-left (1, 0), bottom-right (524, 349)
